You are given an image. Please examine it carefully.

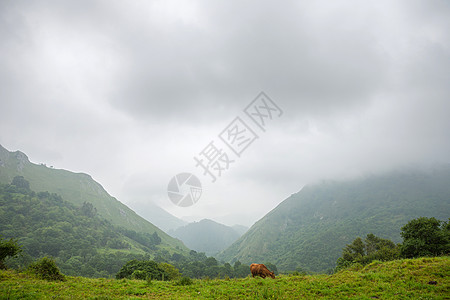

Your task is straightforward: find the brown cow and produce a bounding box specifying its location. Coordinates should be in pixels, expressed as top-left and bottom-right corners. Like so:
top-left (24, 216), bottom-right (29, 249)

top-left (250, 263), bottom-right (275, 279)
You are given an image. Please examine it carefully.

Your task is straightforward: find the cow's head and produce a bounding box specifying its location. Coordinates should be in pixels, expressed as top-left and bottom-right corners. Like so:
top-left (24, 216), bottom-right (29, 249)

top-left (269, 271), bottom-right (275, 279)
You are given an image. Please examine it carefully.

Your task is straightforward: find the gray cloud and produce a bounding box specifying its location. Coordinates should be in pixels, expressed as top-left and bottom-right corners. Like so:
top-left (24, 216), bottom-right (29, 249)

top-left (109, 0), bottom-right (390, 122)
top-left (0, 0), bottom-right (449, 226)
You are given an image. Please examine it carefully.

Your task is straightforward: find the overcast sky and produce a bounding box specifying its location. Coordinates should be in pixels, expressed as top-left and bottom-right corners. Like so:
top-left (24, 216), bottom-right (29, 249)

top-left (1, 0), bottom-right (449, 227)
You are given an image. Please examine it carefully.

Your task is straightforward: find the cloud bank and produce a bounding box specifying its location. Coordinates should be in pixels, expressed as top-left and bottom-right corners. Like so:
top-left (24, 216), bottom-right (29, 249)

top-left (1, 0), bottom-right (449, 226)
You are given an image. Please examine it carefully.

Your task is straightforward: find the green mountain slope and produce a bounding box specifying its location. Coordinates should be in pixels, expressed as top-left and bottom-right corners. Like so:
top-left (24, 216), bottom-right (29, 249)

top-left (168, 219), bottom-right (243, 256)
top-left (231, 225), bottom-right (249, 236)
top-left (218, 166), bottom-right (450, 272)
top-left (0, 183), bottom-right (163, 277)
top-left (0, 144), bottom-right (188, 253)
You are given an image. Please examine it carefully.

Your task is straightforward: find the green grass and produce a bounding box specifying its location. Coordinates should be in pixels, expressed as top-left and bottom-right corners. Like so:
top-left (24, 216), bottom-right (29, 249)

top-left (1, 257), bottom-right (448, 299)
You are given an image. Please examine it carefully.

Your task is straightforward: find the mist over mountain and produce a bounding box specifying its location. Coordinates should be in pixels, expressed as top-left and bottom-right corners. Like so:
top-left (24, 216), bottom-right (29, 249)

top-left (218, 166), bottom-right (450, 272)
top-left (126, 200), bottom-right (187, 232)
top-left (169, 219), bottom-right (246, 256)
top-left (231, 225), bottom-right (249, 236)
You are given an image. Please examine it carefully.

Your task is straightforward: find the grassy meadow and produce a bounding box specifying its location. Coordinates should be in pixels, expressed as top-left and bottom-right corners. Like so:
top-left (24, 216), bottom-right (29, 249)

top-left (1, 257), bottom-right (449, 299)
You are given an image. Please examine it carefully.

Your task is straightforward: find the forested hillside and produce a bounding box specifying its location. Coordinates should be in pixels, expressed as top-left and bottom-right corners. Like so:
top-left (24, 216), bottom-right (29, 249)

top-left (0, 182), bottom-right (166, 277)
top-left (218, 166), bottom-right (450, 272)
top-left (0, 145), bottom-right (187, 251)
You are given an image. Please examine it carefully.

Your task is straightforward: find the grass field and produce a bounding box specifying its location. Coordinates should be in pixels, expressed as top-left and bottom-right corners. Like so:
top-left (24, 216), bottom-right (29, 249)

top-left (1, 257), bottom-right (448, 299)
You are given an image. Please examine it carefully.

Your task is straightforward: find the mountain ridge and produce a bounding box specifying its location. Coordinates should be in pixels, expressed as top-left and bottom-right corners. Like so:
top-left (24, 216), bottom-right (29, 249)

top-left (127, 200), bottom-right (187, 233)
top-left (168, 218), bottom-right (247, 256)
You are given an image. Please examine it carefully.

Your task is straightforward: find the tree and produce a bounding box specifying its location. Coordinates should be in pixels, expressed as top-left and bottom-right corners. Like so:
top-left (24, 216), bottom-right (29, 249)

top-left (171, 253), bottom-right (183, 262)
top-left (28, 257), bottom-right (65, 281)
top-left (0, 236), bottom-right (22, 269)
top-left (81, 202), bottom-right (97, 218)
top-left (264, 262), bottom-right (278, 275)
top-left (233, 260), bottom-right (250, 277)
top-left (365, 233), bottom-right (381, 255)
top-left (342, 237), bottom-right (365, 263)
top-left (158, 262), bottom-right (181, 280)
top-left (364, 233), bottom-right (398, 262)
top-left (336, 234), bottom-right (399, 271)
top-left (222, 262), bottom-right (233, 278)
top-left (204, 257), bottom-right (218, 267)
top-left (106, 238), bottom-right (130, 250)
top-left (11, 176), bottom-right (30, 190)
top-left (151, 232), bottom-right (161, 245)
top-left (400, 217), bottom-right (449, 258)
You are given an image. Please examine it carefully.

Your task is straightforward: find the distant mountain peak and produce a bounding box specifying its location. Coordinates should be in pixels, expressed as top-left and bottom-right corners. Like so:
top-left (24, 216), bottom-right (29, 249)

top-left (169, 218), bottom-right (246, 256)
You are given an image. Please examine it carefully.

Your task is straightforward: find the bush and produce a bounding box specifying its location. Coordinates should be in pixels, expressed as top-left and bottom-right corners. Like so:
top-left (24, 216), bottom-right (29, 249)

top-left (0, 236), bottom-right (22, 270)
top-left (158, 262), bottom-right (181, 280)
top-left (176, 276), bottom-right (193, 286)
top-left (116, 259), bottom-right (169, 280)
top-left (28, 257), bottom-right (65, 281)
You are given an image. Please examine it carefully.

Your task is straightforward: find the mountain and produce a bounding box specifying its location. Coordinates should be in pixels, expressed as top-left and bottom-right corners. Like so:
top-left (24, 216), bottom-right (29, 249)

top-left (218, 166), bottom-right (450, 272)
top-left (0, 144), bottom-right (188, 253)
top-left (169, 219), bottom-right (244, 256)
top-left (127, 200), bottom-right (187, 232)
top-left (0, 182), bottom-right (165, 277)
top-left (231, 225), bottom-right (249, 236)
